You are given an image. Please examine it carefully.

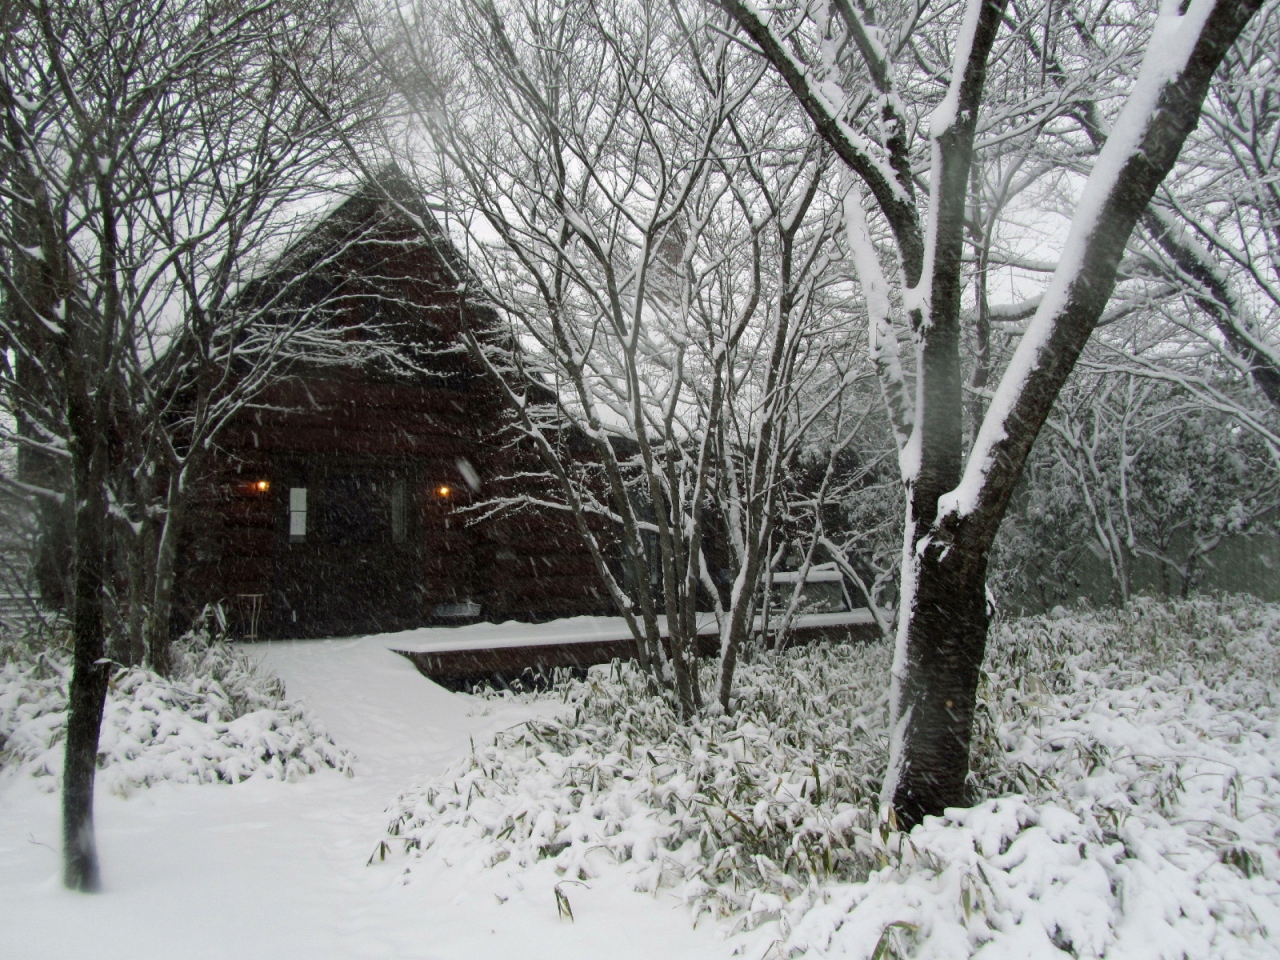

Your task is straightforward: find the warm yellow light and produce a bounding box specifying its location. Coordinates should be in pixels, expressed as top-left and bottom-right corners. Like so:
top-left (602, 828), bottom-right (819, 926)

top-left (255, 480), bottom-right (271, 493)
top-left (437, 485), bottom-right (451, 498)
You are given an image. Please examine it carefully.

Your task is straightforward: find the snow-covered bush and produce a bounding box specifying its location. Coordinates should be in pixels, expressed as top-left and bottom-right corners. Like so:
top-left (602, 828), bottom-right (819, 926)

top-left (382, 640), bottom-right (894, 925)
top-left (822, 594), bottom-right (1280, 958)
top-left (0, 629), bottom-right (352, 795)
top-left (380, 595), bottom-right (1280, 956)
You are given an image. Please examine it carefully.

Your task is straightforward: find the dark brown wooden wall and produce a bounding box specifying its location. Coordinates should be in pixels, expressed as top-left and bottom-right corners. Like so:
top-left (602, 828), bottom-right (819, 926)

top-left (173, 187), bottom-right (610, 638)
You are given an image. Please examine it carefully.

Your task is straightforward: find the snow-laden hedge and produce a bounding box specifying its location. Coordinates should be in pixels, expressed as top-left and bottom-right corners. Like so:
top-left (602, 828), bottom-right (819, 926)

top-left (0, 636), bottom-right (352, 794)
top-left (380, 595), bottom-right (1280, 957)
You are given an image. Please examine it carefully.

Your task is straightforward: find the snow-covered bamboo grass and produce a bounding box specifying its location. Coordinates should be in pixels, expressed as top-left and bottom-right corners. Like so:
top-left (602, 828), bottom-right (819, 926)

top-left (378, 595), bottom-right (1280, 955)
top-left (0, 625), bottom-right (352, 794)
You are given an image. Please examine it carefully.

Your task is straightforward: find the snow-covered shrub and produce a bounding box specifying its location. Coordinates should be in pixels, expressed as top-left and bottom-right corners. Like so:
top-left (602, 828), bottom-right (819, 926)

top-left (803, 594), bottom-right (1280, 959)
top-left (970, 593), bottom-right (1280, 801)
top-left (382, 641), bottom-right (894, 926)
top-left (381, 595), bottom-right (1280, 955)
top-left (0, 629), bottom-right (352, 794)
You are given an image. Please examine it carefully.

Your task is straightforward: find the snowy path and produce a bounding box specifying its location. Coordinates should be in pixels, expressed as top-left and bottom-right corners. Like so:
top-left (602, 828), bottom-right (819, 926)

top-left (0, 637), bottom-right (734, 960)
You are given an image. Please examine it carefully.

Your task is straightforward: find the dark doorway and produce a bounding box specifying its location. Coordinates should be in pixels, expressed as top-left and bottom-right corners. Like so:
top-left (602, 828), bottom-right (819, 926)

top-left (272, 457), bottom-right (423, 636)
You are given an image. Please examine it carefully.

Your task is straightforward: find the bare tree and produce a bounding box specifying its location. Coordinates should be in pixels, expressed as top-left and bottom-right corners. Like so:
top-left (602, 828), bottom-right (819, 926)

top-left (376, 0), bottom-right (865, 715)
top-left (0, 0), bottom-right (389, 891)
top-left (1025, 366), bottom-right (1278, 601)
top-left (1135, 4), bottom-right (1280, 410)
top-left (719, 0), bottom-right (1266, 824)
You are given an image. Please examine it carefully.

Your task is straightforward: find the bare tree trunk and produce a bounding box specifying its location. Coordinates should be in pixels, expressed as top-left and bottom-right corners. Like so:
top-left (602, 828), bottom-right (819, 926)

top-left (715, 544), bottom-right (768, 712)
top-left (878, 0), bottom-right (1007, 823)
top-left (146, 467), bottom-right (187, 677)
top-left (887, 536), bottom-right (989, 824)
top-left (120, 519), bottom-right (152, 670)
top-left (112, 460), bottom-right (153, 668)
top-left (61, 416), bottom-right (111, 891)
top-left (654, 482), bottom-right (701, 716)
top-left (116, 532), bottom-right (148, 667)
top-left (2, 104), bottom-right (113, 890)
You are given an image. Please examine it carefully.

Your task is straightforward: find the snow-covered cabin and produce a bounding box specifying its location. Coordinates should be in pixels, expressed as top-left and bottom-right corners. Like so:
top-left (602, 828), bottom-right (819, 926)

top-left (176, 176), bottom-right (608, 638)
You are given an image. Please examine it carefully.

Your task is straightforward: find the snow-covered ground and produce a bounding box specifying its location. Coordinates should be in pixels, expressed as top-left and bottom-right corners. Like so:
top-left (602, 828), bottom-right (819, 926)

top-left (2, 597), bottom-right (1278, 960)
top-left (0, 637), bottom-right (738, 960)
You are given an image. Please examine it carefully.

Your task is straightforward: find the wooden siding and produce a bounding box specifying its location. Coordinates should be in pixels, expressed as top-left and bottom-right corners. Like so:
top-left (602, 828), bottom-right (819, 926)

top-left (173, 183), bottom-right (610, 638)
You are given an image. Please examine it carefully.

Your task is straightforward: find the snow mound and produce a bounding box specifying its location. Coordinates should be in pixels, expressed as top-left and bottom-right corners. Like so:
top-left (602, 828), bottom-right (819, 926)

top-left (378, 595), bottom-right (1280, 957)
top-left (0, 639), bottom-right (353, 795)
